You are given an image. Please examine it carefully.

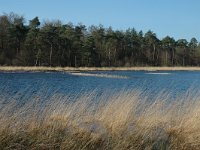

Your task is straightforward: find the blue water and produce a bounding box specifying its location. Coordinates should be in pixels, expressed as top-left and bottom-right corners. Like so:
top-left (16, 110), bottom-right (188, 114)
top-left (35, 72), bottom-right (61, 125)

top-left (0, 71), bottom-right (200, 102)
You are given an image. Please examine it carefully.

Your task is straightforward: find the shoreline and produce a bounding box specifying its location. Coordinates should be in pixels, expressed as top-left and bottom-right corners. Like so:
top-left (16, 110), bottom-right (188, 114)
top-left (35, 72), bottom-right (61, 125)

top-left (1, 66), bottom-right (200, 72)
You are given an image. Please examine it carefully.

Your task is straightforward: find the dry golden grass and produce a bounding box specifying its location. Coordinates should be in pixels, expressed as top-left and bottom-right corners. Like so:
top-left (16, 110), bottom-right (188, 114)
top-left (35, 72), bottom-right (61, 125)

top-left (1, 91), bottom-right (200, 149)
top-left (1, 66), bottom-right (200, 72)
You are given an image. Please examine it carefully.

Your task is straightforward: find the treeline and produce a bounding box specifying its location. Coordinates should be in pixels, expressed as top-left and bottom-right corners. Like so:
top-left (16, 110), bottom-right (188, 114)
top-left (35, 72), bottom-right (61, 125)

top-left (0, 12), bottom-right (200, 67)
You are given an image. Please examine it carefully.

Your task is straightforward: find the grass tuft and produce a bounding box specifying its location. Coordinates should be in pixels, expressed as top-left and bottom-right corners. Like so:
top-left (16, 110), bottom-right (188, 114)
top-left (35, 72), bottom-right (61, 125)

top-left (1, 91), bottom-right (200, 149)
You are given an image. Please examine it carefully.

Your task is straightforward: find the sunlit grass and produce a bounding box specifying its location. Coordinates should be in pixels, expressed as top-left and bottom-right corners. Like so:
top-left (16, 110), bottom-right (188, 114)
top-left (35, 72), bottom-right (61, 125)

top-left (1, 91), bottom-right (200, 149)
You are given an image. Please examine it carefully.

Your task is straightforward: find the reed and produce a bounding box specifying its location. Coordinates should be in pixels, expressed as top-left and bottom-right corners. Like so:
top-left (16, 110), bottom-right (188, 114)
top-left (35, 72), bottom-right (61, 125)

top-left (0, 91), bottom-right (200, 149)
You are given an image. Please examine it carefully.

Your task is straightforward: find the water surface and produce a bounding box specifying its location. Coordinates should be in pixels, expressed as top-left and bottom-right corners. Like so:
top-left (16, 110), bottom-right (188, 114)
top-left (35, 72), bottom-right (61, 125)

top-left (0, 71), bottom-right (199, 102)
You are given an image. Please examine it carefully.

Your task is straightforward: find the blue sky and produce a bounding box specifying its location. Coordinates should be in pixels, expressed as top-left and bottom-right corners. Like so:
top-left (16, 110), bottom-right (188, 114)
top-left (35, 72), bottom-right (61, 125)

top-left (1, 0), bottom-right (200, 41)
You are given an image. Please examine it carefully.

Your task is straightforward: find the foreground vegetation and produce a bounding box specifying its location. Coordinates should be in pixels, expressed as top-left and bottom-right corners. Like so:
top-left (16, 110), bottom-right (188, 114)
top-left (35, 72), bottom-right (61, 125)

top-left (0, 13), bottom-right (200, 67)
top-left (1, 91), bottom-right (200, 149)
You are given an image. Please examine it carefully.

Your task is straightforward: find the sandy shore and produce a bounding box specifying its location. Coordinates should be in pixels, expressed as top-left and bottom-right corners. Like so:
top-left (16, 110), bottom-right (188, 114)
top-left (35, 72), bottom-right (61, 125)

top-left (0, 66), bottom-right (200, 72)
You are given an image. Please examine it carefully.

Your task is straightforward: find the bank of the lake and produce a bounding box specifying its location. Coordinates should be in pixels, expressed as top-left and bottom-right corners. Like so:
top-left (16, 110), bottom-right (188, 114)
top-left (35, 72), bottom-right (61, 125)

top-left (1, 66), bottom-right (200, 72)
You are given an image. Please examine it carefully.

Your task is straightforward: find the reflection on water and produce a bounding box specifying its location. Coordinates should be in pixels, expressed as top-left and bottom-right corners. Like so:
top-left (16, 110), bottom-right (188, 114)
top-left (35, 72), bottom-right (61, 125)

top-left (0, 71), bottom-right (200, 102)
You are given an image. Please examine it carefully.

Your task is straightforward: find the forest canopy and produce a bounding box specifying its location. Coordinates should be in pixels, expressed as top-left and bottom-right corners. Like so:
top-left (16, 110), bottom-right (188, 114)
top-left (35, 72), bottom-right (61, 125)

top-left (0, 12), bottom-right (200, 67)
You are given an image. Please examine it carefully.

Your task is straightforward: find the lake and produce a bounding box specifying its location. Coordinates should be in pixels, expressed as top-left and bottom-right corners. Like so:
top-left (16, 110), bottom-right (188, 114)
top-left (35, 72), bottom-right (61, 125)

top-left (0, 71), bottom-right (200, 102)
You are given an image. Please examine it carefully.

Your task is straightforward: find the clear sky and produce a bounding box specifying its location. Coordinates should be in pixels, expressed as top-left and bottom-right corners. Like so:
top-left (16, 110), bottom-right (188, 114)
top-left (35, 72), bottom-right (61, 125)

top-left (1, 0), bottom-right (200, 41)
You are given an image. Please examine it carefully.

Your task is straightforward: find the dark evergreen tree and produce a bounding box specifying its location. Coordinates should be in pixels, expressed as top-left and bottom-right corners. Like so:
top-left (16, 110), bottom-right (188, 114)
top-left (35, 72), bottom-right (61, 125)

top-left (0, 12), bottom-right (199, 67)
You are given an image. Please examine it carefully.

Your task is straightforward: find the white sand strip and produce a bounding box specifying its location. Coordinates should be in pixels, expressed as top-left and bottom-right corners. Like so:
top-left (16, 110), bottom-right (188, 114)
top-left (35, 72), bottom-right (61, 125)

top-left (70, 72), bottom-right (129, 79)
top-left (146, 73), bottom-right (171, 75)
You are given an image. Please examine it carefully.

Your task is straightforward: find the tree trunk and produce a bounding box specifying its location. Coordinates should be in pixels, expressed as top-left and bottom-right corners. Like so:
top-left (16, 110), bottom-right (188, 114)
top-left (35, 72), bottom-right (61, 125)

top-left (1, 39), bottom-right (3, 49)
top-left (156, 49), bottom-right (159, 65)
top-left (171, 49), bottom-right (174, 66)
top-left (68, 49), bottom-right (71, 67)
top-left (50, 44), bottom-right (53, 66)
top-left (35, 57), bottom-right (38, 66)
top-left (109, 48), bottom-right (111, 66)
top-left (153, 44), bottom-right (156, 61)
top-left (165, 51), bottom-right (168, 65)
top-left (75, 55), bottom-right (77, 67)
